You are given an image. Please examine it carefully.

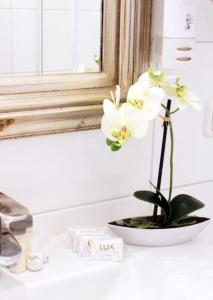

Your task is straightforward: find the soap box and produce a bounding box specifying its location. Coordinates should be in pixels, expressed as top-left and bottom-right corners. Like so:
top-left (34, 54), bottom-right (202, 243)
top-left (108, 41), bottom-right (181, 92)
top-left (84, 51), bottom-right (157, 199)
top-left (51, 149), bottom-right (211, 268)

top-left (66, 226), bottom-right (97, 251)
top-left (91, 237), bottom-right (123, 262)
top-left (78, 233), bottom-right (111, 257)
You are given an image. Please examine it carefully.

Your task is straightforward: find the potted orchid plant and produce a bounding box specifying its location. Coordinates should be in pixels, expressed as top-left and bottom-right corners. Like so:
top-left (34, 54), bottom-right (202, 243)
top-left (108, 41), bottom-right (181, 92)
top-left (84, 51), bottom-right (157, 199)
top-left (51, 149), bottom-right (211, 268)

top-left (101, 67), bottom-right (210, 246)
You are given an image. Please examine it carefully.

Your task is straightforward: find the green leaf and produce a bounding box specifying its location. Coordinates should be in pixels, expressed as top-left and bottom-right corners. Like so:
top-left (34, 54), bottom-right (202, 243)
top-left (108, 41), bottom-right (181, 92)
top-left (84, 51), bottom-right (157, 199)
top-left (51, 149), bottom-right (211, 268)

top-left (134, 190), bottom-right (171, 223)
top-left (170, 194), bottom-right (205, 222)
top-left (149, 181), bottom-right (169, 204)
top-left (134, 190), bottom-right (161, 205)
top-left (111, 142), bottom-right (121, 151)
top-left (149, 181), bottom-right (172, 223)
top-left (106, 138), bottom-right (113, 146)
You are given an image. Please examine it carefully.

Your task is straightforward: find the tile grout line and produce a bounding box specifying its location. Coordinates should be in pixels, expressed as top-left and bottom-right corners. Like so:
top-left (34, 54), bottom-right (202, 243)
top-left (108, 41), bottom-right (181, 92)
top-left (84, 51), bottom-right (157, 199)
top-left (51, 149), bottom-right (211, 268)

top-left (33, 178), bottom-right (213, 216)
top-left (33, 194), bottom-right (133, 216)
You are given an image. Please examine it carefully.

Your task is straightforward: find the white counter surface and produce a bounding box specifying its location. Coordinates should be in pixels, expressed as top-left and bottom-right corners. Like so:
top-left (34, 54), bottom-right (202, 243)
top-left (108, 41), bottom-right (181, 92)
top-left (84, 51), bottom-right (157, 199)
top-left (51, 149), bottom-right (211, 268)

top-left (1, 223), bottom-right (213, 300)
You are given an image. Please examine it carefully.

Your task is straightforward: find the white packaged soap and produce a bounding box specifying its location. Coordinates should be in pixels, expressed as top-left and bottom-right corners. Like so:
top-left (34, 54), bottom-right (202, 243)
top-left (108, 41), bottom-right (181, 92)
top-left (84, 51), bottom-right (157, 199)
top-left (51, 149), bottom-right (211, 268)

top-left (78, 233), bottom-right (111, 257)
top-left (73, 229), bottom-right (100, 253)
top-left (66, 226), bottom-right (97, 251)
top-left (91, 237), bottom-right (123, 262)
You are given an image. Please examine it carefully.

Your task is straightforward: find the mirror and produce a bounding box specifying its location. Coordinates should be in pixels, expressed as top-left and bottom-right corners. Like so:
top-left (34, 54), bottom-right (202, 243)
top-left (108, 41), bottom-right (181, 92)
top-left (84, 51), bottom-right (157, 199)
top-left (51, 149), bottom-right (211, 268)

top-left (0, 0), bottom-right (102, 77)
top-left (0, 0), bottom-right (151, 140)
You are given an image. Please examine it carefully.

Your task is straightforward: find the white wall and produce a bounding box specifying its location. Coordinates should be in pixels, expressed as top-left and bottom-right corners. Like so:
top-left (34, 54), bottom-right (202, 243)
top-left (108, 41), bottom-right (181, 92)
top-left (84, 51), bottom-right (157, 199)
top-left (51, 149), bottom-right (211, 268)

top-left (0, 129), bottom-right (153, 220)
top-left (0, 0), bottom-right (212, 223)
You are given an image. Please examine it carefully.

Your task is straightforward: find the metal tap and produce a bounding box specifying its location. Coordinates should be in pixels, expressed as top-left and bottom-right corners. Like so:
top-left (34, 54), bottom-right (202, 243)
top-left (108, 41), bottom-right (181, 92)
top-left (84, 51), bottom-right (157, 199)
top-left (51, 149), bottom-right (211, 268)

top-left (0, 192), bottom-right (31, 268)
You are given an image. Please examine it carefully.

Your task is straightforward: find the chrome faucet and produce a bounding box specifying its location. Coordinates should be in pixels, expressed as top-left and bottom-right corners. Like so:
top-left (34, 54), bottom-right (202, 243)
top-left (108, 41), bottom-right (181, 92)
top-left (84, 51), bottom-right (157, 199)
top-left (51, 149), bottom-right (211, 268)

top-left (0, 192), bottom-right (31, 268)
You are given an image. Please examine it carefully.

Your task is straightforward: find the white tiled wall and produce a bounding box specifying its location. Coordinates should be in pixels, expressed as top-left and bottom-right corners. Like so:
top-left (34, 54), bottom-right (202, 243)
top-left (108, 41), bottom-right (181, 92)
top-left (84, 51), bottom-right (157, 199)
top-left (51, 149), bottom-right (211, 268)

top-left (77, 10), bottom-right (101, 72)
top-left (42, 0), bottom-right (72, 9)
top-left (0, 129), bottom-right (153, 223)
top-left (0, 0), bottom-right (102, 76)
top-left (0, 0), bottom-right (40, 75)
top-left (0, 9), bottom-right (11, 73)
top-left (0, 0), bottom-right (212, 224)
top-left (12, 9), bottom-right (38, 74)
top-left (42, 9), bottom-right (73, 72)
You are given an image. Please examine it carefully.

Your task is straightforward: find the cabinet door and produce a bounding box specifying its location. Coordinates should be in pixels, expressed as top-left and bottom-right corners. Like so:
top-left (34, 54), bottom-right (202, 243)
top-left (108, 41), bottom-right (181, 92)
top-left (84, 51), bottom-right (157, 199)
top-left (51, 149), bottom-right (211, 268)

top-left (163, 0), bottom-right (196, 38)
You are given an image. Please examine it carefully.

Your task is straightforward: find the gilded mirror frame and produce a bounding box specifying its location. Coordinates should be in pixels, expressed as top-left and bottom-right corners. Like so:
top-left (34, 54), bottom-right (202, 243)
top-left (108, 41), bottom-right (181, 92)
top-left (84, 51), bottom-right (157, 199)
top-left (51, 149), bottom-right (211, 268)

top-left (0, 0), bottom-right (152, 139)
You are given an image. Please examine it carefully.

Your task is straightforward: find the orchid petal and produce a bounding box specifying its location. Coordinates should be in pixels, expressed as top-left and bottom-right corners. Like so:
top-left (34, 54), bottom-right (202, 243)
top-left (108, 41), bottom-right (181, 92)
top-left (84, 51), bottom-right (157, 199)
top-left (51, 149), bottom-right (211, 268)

top-left (101, 111), bottom-right (123, 141)
top-left (120, 104), bottom-right (149, 138)
top-left (187, 92), bottom-right (201, 111)
top-left (115, 85), bottom-right (121, 107)
top-left (127, 82), bottom-right (148, 101)
top-left (103, 99), bottom-right (116, 114)
top-left (138, 72), bottom-right (152, 89)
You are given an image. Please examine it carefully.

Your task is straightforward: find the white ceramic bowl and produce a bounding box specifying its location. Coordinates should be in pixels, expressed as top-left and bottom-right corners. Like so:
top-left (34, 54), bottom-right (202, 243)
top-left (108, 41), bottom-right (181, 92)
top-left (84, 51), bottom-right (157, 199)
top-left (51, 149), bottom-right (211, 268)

top-left (108, 219), bottom-right (210, 247)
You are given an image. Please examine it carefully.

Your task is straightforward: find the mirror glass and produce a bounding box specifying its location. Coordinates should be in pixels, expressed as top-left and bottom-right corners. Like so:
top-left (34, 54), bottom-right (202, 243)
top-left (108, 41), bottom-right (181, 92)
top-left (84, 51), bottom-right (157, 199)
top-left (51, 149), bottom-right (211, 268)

top-left (0, 0), bottom-right (102, 77)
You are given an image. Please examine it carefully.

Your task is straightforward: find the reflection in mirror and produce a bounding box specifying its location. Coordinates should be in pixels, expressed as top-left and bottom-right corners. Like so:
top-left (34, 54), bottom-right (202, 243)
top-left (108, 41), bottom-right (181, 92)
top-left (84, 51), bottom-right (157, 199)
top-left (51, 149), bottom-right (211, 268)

top-left (0, 0), bottom-right (102, 77)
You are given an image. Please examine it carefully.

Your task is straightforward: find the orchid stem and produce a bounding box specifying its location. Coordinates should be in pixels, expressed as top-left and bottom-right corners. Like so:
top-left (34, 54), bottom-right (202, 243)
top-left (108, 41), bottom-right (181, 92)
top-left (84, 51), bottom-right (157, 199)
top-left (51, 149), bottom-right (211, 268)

top-left (153, 99), bottom-right (171, 220)
top-left (161, 104), bottom-right (179, 115)
top-left (170, 108), bottom-right (179, 115)
top-left (168, 120), bottom-right (174, 202)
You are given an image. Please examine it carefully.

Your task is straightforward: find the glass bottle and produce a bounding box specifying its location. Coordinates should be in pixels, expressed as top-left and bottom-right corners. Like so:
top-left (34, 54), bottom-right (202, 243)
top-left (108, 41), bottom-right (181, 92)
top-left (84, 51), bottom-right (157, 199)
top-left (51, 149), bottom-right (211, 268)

top-left (26, 233), bottom-right (43, 272)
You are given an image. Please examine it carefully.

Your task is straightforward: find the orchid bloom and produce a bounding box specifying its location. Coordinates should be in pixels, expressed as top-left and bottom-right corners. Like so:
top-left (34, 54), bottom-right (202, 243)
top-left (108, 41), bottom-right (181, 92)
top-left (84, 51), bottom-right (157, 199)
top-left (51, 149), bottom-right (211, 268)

top-left (138, 67), bottom-right (166, 89)
top-left (103, 85), bottom-right (121, 114)
top-left (127, 82), bottom-right (165, 120)
top-left (101, 92), bottom-right (149, 151)
top-left (166, 78), bottom-right (201, 111)
top-left (101, 68), bottom-right (201, 151)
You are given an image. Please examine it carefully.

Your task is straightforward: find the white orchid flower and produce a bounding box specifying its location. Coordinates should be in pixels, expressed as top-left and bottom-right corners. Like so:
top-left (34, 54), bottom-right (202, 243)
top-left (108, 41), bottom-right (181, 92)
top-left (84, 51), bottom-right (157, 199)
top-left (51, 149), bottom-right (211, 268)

top-left (127, 82), bottom-right (165, 120)
top-left (138, 68), bottom-right (179, 97)
top-left (103, 85), bottom-right (121, 114)
top-left (101, 104), bottom-right (149, 150)
top-left (120, 104), bottom-right (149, 139)
top-left (175, 87), bottom-right (201, 111)
top-left (138, 67), bottom-right (166, 88)
top-left (166, 79), bottom-right (201, 111)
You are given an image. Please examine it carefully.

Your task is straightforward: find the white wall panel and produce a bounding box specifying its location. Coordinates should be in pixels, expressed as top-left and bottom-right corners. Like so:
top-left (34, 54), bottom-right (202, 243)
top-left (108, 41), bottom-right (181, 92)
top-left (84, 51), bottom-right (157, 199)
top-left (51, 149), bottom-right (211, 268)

top-left (0, 130), bottom-right (152, 214)
top-left (12, 9), bottom-right (38, 74)
top-left (43, 0), bottom-right (72, 10)
top-left (34, 196), bottom-right (150, 236)
top-left (0, 1), bottom-right (102, 76)
top-left (196, 0), bottom-right (213, 42)
top-left (77, 11), bottom-right (101, 70)
top-left (78, 0), bottom-right (102, 11)
top-left (0, 10), bottom-right (11, 74)
top-left (11, 0), bottom-right (38, 9)
top-left (43, 10), bottom-right (73, 73)
top-left (0, 0), bottom-right (10, 8)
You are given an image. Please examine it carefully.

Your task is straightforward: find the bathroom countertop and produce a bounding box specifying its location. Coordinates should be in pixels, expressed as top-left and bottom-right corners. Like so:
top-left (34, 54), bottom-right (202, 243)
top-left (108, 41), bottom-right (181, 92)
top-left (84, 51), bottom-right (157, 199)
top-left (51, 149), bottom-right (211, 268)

top-left (2, 223), bottom-right (213, 300)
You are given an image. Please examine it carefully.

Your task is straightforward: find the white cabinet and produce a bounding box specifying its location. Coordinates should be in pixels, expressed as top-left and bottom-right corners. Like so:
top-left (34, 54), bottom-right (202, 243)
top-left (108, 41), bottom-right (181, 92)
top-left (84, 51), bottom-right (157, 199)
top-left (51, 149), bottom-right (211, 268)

top-left (151, 0), bottom-right (196, 69)
top-left (152, 0), bottom-right (196, 38)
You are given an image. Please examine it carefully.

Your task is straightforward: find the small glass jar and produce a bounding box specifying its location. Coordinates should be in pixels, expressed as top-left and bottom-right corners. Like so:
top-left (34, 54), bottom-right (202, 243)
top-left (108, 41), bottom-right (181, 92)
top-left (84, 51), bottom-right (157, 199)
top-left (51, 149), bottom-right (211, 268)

top-left (33, 226), bottom-right (49, 264)
top-left (26, 233), bottom-right (43, 272)
top-left (9, 221), bottom-right (27, 274)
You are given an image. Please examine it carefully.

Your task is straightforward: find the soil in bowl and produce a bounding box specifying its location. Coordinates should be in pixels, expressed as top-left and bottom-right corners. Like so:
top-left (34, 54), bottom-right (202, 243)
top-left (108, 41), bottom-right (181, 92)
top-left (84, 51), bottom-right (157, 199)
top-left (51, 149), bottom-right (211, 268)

top-left (109, 216), bottom-right (210, 229)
